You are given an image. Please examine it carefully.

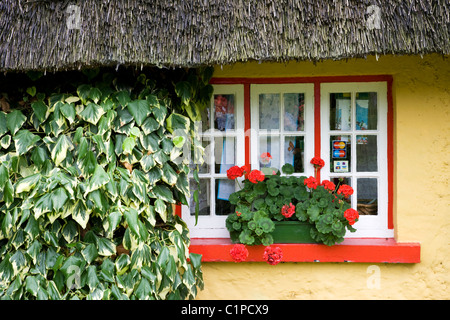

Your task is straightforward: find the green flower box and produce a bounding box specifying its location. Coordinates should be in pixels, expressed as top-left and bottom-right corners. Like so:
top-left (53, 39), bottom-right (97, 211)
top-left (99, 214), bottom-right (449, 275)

top-left (272, 221), bottom-right (319, 244)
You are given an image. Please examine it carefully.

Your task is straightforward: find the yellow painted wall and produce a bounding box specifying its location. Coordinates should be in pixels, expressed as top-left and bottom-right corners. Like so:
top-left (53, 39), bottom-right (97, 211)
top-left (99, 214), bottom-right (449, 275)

top-left (195, 54), bottom-right (450, 300)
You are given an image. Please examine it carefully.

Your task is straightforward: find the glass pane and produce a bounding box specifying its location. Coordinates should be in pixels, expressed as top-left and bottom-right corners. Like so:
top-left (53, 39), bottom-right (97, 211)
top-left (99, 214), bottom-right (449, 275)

top-left (330, 135), bottom-right (351, 173)
top-left (214, 94), bottom-right (235, 131)
top-left (330, 93), bottom-right (351, 131)
top-left (189, 179), bottom-right (210, 216)
top-left (215, 178), bottom-right (236, 215)
top-left (284, 136), bottom-right (304, 173)
top-left (357, 135), bottom-right (377, 172)
top-left (259, 94), bottom-right (280, 130)
top-left (356, 92), bottom-right (377, 130)
top-left (331, 177), bottom-right (351, 204)
top-left (284, 93), bottom-right (305, 131)
top-left (357, 178), bottom-right (378, 215)
top-left (214, 136), bottom-right (235, 174)
top-left (259, 135), bottom-right (280, 169)
top-left (190, 137), bottom-right (211, 173)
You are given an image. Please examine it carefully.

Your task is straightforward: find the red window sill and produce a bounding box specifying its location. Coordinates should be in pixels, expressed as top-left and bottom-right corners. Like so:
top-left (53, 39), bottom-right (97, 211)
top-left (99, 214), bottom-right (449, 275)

top-left (189, 238), bottom-right (420, 263)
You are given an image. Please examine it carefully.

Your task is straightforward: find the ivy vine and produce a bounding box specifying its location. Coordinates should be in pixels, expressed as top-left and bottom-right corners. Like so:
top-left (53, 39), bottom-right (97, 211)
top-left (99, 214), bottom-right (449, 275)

top-left (0, 67), bottom-right (212, 300)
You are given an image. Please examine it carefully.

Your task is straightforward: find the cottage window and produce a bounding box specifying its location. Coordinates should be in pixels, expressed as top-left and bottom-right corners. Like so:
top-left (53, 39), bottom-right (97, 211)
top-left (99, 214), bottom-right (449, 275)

top-left (180, 76), bottom-right (417, 263)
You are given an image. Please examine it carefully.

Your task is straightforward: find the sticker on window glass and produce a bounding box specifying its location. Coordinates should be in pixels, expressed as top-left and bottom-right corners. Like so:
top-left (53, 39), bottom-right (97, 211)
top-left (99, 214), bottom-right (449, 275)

top-left (332, 140), bottom-right (347, 158)
top-left (334, 160), bottom-right (349, 173)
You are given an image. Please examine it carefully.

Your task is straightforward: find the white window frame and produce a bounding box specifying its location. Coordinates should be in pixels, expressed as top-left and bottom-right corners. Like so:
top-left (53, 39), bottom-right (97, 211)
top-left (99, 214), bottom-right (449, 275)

top-left (250, 83), bottom-right (315, 177)
top-left (320, 82), bottom-right (393, 238)
top-left (182, 84), bottom-right (245, 238)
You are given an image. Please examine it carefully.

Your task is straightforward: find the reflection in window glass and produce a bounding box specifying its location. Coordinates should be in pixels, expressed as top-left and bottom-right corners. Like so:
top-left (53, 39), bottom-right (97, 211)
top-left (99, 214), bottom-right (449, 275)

top-left (284, 136), bottom-right (304, 172)
top-left (259, 135), bottom-right (281, 169)
top-left (215, 178), bottom-right (236, 215)
top-left (189, 179), bottom-right (210, 216)
top-left (214, 94), bottom-right (235, 131)
top-left (259, 94), bottom-right (280, 130)
top-left (356, 135), bottom-right (377, 172)
top-left (330, 135), bottom-right (351, 173)
top-left (284, 93), bottom-right (305, 131)
top-left (330, 93), bottom-right (351, 131)
top-left (356, 92), bottom-right (377, 130)
top-left (357, 178), bottom-right (378, 215)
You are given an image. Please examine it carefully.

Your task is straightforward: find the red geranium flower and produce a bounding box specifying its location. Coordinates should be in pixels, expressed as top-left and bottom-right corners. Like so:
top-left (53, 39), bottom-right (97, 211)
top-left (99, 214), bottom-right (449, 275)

top-left (337, 184), bottom-right (354, 198)
top-left (310, 156), bottom-right (325, 169)
top-left (304, 176), bottom-right (318, 189)
top-left (344, 208), bottom-right (359, 225)
top-left (247, 170), bottom-right (265, 184)
top-left (230, 244), bottom-right (249, 263)
top-left (281, 203), bottom-right (295, 218)
top-left (227, 165), bottom-right (244, 180)
top-left (263, 246), bottom-right (283, 265)
top-left (321, 180), bottom-right (336, 191)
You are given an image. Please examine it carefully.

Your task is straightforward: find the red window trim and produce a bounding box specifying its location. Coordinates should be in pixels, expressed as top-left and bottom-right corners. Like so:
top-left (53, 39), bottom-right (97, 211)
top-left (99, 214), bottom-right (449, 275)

top-left (177, 75), bottom-right (421, 263)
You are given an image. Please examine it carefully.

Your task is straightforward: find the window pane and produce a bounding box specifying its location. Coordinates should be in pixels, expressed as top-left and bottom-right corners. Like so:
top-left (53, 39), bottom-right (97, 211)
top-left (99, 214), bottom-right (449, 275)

top-left (215, 178), bottom-right (236, 215)
top-left (284, 93), bottom-right (305, 131)
top-left (357, 178), bottom-right (378, 215)
top-left (330, 93), bottom-right (351, 131)
top-left (356, 135), bottom-right (377, 172)
top-left (330, 135), bottom-right (351, 173)
top-left (356, 92), bottom-right (377, 130)
top-left (190, 137), bottom-right (211, 174)
top-left (259, 135), bottom-right (280, 170)
top-left (214, 94), bottom-right (235, 131)
top-left (259, 94), bottom-right (280, 130)
top-left (214, 136), bottom-right (235, 174)
top-left (284, 136), bottom-right (304, 173)
top-left (189, 179), bottom-right (210, 216)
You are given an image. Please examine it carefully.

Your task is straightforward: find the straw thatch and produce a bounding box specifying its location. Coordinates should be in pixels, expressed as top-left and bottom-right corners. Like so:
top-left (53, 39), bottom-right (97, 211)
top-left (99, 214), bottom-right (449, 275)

top-left (0, 0), bottom-right (448, 71)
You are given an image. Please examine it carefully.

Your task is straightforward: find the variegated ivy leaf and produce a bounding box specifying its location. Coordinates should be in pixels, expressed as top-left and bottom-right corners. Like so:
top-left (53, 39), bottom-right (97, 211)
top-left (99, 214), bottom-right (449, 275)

top-left (127, 99), bottom-right (151, 126)
top-left (31, 100), bottom-right (48, 123)
top-left (15, 173), bottom-right (41, 194)
top-left (51, 135), bottom-right (73, 166)
top-left (60, 103), bottom-right (76, 124)
top-left (79, 102), bottom-right (105, 125)
top-left (96, 237), bottom-right (116, 257)
top-left (71, 200), bottom-right (90, 229)
top-left (0, 134), bottom-right (11, 149)
top-left (13, 130), bottom-right (40, 156)
top-left (6, 109), bottom-right (27, 135)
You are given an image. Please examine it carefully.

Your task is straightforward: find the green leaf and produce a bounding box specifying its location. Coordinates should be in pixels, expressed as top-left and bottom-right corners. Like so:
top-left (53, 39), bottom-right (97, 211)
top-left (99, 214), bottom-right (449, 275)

top-left (15, 173), bottom-right (41, 194)
top-left (108, 211), bottom-right (122, 233)
top-left (86, 265), bottom-right (100, 291)
top-left (166, 113), bottom-right (190, 134)
top-left (31, 100), bottom-right (48, 122)
top-left (116, 91), bottom-right (131, 106)
top-left (71, 200), bottom-right (90, 229)
top-left (25, 276), bottom-right (39, 297)
top-left (0, 164), bottom-right (9, 189)
top-left (6, 109), bottom-right (27, 135)
top-left (13, 129), bottom-right (40, 155)
top-left (0, 112), bottom-right (7, 136)
top-left (141, 117), bottom-right (160, 135)
top-left (122, 136), bottom-right (136, 155)
top-left (127, 99), bottom-right (151, 126)
top-left (0, 134), bottom-right (11, 149)
top-left (96, 237), bottom-right (116, 256)
top-left (61, 220), bottom-right (78, 243)
top-left (79, 150), bottom-right (97, 177)
top-left (115, 254), bottom-right (130, 276)
top-left (60, 103), bottom-right (76, 124)
top-left (51, 135), bottom-right (72, 166)
top-left (51, 187), bottom-right (68, 212)
top-left (175, 81), bottom-right (192, 105)
top-left (155, 199), bottom-right (167, 222)
top-left (79, 102), bottom-right (104, 125)
top-left (162, 163), bottom-right (177, 186)
top-left (134, 278), bottom-right (152, 300)
top-left (33, 193), bottom-right (53, 219)
top-left (85, 165), bottom-right (110, 195)
top-left (123, 207), bottom-right (140, 239)
top-left (82, 243), bottom-right (98, 264)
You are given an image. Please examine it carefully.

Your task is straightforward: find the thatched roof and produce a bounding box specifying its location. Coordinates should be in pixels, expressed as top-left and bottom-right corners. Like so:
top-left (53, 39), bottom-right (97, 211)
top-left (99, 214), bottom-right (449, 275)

top-left (0, 0), bottom-right (449, 72)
